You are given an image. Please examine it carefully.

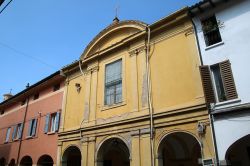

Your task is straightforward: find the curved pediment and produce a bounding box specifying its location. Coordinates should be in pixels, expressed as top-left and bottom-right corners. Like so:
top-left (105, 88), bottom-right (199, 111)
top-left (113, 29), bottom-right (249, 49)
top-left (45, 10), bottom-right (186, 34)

top-left (80, 20), bottom-right (147, 60)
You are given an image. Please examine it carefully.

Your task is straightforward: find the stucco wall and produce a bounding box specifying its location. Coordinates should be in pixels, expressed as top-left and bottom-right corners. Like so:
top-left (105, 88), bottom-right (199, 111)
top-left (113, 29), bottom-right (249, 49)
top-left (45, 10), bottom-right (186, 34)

top-left (193, 0), bottom-right (250, 161)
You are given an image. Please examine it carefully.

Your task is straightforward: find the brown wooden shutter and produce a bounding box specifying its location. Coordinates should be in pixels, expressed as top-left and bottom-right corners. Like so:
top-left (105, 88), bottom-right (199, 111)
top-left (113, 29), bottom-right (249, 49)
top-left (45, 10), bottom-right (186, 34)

top-left (220, 60), bottom-right (238, 100)
top-left (199, 66), bottom-right (216, 103)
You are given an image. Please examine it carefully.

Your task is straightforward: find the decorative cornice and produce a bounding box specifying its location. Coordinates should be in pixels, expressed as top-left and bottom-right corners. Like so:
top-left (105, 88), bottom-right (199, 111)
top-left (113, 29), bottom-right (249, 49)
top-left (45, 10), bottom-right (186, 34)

top-left (81, 20), bottom-right (147, 60)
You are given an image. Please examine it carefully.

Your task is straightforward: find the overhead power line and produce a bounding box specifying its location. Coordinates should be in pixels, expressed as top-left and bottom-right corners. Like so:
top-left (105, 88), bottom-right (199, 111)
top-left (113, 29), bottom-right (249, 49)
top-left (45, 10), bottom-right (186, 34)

top-left (0, 41), bottom-right (57, 69)
top-left (0, 0), bottom-right (13, 14)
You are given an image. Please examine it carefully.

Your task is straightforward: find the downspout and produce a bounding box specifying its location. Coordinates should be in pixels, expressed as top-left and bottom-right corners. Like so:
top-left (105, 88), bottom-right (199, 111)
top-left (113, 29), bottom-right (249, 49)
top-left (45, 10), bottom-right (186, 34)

top-left (190, 16), bottom-right (219, 165)
top-left (17, 91), bottom-right (30, 164)
top-left (146, 26), bottom-right (155, 166)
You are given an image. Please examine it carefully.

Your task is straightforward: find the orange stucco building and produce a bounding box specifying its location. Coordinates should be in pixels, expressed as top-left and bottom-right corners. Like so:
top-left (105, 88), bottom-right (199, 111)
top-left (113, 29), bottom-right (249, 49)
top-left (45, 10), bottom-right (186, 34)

top-left (0, 71), bottom-right (65, 166)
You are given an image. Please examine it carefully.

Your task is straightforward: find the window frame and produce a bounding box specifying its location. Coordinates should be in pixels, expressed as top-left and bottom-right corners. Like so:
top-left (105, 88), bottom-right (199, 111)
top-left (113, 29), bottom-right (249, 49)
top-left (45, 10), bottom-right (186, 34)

top-left (33, 93), bottom-right (39, 100)
top-left (199, 60), bottom-right (238, 104)
top-left (104, 59), bottom-right (123, 106)
top-left (50, 113), bottom-right (57, 132)
top-left (210, 64), bottom-right (226, 103)
top-left (12, 123), bottom-right (23, 140)
top-left (27, 119), bottom-right (37, 137)
top-left (53, 84), bottom-right (60, 92)
top-left (5, 127), bottom-right (11, 143)
top-left (201, 15), bottom-right (222, 47)
top-left (44, 112), bottom-right (60, 134)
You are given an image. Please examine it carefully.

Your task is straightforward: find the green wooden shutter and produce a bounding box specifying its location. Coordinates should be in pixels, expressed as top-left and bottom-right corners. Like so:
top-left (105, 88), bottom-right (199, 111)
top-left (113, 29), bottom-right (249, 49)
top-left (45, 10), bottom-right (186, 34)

top-left (199, 66), bottom-right (216, 104)
top-left (12, 125), bottom-right (17, 140)
top-left (44, 114), bottom-right (50, 133)
top-left (32, 119), bottom-right (37, 136)
top-left (220, 60), bottom-right (238, 100)
top-left (18, 123), bottom-right (23, 139)
top-left (55, 112), bottom-right (60, 132)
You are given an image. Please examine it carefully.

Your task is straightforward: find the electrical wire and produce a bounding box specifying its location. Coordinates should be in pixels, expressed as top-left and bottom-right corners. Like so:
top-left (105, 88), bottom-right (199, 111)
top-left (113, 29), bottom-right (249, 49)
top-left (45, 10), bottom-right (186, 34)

top-left (0, 41), bottom-right (57, 69)
top-left (0, 0), bottom-right (13, 14)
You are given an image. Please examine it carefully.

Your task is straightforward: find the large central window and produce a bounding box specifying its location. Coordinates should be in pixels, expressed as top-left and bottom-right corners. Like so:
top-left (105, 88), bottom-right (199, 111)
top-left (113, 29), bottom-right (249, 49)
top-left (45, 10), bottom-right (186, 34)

top-left (105, 59), bottom-right (122, 105)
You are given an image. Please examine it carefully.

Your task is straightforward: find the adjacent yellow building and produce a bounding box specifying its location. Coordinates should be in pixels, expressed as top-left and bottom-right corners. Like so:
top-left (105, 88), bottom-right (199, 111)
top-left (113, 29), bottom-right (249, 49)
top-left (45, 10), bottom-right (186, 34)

top-left (58, 8), bottom-right (215, 166)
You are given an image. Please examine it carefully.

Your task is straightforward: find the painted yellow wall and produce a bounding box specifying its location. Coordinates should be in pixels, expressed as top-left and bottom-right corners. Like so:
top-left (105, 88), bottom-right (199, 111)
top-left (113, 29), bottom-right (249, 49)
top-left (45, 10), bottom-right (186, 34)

top-left (62, 21), bottom-right (204, 130)
top-left (59, 10), bottom-right (215, 166)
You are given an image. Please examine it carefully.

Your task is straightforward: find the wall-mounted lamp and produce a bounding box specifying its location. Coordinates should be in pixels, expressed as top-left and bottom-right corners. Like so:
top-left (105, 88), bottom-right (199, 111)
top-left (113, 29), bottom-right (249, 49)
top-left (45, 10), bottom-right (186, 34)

top-left (75, 83), bottom-right (81, 93)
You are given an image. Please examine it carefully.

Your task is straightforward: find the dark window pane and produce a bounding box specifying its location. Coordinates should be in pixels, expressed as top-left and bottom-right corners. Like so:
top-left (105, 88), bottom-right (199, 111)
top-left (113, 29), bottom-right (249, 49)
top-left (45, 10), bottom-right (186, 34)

top-left (211, 65), bottom-right (226, 102)
top-left (202, 15), bottom-right (222, 46)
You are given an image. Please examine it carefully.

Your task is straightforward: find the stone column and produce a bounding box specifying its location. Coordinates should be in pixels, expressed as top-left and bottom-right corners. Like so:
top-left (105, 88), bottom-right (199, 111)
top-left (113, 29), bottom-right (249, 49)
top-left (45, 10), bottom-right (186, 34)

top-left (57, 141), bottom-right (62, 166)
top-left (140, 128), bottom-right (152, 166)
top-left (59, 80), bottom-right (69, 132)
top-left (81, 137), bottom-right (88, 166)
top-left (140, 48), bottom-right (149, 109)
top-left (88, 137), bottom-right (96, 166)
top-left (83, 71), bottom-right (91, 122)
top-left (89, 62), bottom-right (99, 125)
top-left (131, 130), bottom-right (140, 166)
top-left (129, 50), bottom-right (139, 112)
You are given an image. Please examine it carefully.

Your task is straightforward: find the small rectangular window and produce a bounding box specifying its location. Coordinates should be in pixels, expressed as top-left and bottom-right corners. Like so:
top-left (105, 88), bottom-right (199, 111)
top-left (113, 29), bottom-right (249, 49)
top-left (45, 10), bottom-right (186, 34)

top-left (33, 93), bottom-right (39, 100)
top-left (50, 113), bottom-right (57, 132)
top-left (0, 110), bottom-right (4, 115)
top-left (53, 84), bottom-right (60, 92)
top-left (201, 15), bottom-right (222, 46)
top-left (21, 99), bottom-right (26, 106)
top-left (44, 112), bottom-right (60, 133)
top-left (211, 64), bottom-right (226, 102)
top-left (5, 127), bottom-right (11, 142)
top-left (27, 119), bottom-right (37, 137)
top-left (12, 123), bottom-right (23, 140)
top-left (105, 59), bottom-right (122, 105)
top-left (199, 60), bottom-right (238, 103)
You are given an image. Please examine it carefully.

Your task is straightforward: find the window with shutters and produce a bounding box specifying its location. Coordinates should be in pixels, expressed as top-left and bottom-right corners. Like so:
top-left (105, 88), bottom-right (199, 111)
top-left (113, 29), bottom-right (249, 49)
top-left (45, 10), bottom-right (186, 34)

top-left (44, 112), bottom-right (60, 134)
top-left (12, 123), bottom-right (23, 140)
top-left (200, 60), bottom-right (238, 104)
top-left (201, 15), bottom-right (222, 46)
top-left (27, 119), bottom-right (37, 137)
top-left (104, 59), bottom-right (122, 105)
top-left (5, 127), bottom-right (11, 143)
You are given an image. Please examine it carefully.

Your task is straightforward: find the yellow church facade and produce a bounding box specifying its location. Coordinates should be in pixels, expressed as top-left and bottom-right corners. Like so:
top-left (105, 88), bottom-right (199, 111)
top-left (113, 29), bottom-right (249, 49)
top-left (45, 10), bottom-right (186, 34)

top-left (58, 8), bottom-right (215, 166)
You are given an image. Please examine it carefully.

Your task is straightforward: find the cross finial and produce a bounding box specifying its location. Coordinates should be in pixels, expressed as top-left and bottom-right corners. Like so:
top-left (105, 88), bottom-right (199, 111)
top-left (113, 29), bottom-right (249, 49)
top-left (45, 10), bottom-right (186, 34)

top-left (113, 5), bottom-right (120, 23)
top-left (115, 5), bottom-right (119, 18)
top-left (9, 89), bottom-right (12, 94)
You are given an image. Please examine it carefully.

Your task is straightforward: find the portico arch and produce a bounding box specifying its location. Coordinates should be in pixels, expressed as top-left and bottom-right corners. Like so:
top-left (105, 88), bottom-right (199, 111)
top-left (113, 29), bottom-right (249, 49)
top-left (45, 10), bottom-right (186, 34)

top-left (226, 134), bottom-right (250, 166)
top-left (20, 156), bottom-right (33, 166)
top-left (96, 137), bottom-right (130, 166)
top-left (157, 132), bottom-right (202, 166)
top-left (9, 159), bottom-right (15, 166)
top-left (62, 146), bottom-right (81, 166)
top-left (37, 155), bottom-right (54, 166)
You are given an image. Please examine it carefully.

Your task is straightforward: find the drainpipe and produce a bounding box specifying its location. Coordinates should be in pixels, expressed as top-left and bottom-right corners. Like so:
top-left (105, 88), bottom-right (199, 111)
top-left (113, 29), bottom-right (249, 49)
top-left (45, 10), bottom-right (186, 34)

top-left (209, 105), bottom-right (219, 166)
top-left (190, 16), bottom-right (219, 165)
top-left (145, 26), bottom-right (155, 166)
top-left (17, 84), bottom-right (30, 164)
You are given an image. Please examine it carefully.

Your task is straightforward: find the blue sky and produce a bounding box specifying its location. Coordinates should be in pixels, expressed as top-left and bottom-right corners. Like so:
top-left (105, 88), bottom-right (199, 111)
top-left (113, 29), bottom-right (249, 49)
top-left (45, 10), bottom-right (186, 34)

top-left (0, 0), bottom-right (199, 99)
